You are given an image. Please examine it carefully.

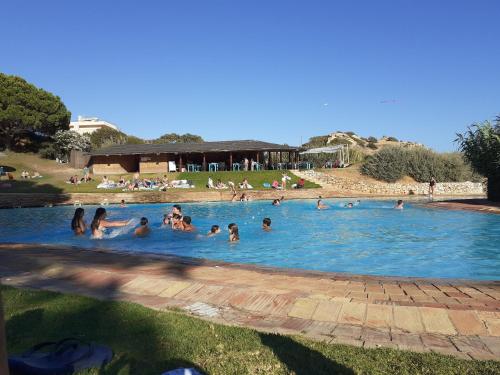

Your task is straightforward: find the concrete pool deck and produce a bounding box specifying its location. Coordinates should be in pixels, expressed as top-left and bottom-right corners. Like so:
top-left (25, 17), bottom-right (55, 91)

top-left (0, 243), bottom-right (499, 361)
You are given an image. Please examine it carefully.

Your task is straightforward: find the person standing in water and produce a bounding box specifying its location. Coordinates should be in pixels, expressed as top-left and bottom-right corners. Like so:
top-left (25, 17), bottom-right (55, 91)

top-left (228, 223), bottom-right (239, 242)
top-left (262, 218), bottom-right (272, 231)
top-left (71, 207), bottom-right (86, 235)
top-left (134, 217), bottom-right (151, 237)
top-left (394, 200), bottom-right (404, 210)
top-left (90, 207), bottom-right (130, 239)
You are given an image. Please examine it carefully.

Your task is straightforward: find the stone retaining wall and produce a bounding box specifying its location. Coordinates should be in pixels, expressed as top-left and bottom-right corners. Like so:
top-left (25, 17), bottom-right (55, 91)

top-left (300, 171), bottom-right (486, 196)
top-left (333, 179), bottom-right (485, 196)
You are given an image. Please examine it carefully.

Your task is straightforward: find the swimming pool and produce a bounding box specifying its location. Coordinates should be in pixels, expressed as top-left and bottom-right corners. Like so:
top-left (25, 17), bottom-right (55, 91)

top-left (1, 199), bottom-right (499, 280)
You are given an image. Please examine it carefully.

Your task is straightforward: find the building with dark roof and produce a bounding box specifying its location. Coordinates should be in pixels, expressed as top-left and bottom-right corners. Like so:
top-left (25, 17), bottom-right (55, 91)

top-left (90, 140), bottom-right (299, 174)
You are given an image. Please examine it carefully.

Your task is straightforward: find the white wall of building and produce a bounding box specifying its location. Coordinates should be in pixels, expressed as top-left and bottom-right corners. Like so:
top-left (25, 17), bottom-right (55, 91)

top-left (69, 116), bottom-right (119, 135)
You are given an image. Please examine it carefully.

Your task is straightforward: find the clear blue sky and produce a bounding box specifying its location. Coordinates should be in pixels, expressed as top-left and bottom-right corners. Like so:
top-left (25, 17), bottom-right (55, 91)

top-left (2, 0), bottom-right (499, 151)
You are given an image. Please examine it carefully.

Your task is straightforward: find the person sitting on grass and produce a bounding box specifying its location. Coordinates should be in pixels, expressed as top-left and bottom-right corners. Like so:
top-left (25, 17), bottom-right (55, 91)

top-left (239, 178), bottom-right (250, 189)
top-left (207, 225), bottom-right (221, 237)
top-left (207, 176), bottom-right (215, 189)
top-left (134, 217), bottom-right (151, 237)
top-left (216, 179), bottom-right (227, 189)
top-left (228, 223), bottom-right (239, 242)
top-left (317, 197), bottom-right (328, 210)
top-left (262, 217), bottom-right (272, 231)
top-left (394, 200), bottom-right (404, 210)
top-left (181, 216), bottom-right (195, 232)
top-left (293, 178), bottom-right (305, 189)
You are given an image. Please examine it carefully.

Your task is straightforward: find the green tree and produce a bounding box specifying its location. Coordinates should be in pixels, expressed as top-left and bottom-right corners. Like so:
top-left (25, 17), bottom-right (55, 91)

top-left (90, 127), bottom-right (128, 149)
top-left (302, 135), bottom-right (329, 148)
top-left (0, 73), bottom-right (71, 149)
top-left (456, 119), bottom-right (500, 201)
top-left (126, 135), bottom-right (145, 144)
top-left (153, 133), bottom-right (204, 144)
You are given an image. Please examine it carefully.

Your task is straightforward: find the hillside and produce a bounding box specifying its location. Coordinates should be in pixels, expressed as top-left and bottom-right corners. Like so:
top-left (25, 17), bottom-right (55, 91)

top-left (304, 131), bottom-right (424, 156)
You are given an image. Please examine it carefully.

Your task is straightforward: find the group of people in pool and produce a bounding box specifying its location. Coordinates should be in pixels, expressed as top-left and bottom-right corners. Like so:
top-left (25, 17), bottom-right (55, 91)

top-left (71, 203), bottom-right (274, 242)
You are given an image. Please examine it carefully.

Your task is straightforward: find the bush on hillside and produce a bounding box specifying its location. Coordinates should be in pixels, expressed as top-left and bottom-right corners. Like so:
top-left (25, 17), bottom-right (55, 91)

top-left (361, 146), bottom-right (480, 183)
top-left (367, 142), bottom-right (378, 150)
top-left (361, 147), bottom-right (407, 182)
top-left (387, 136), bottom-right (398, 142)
top-left (367, 136), bottom-right (378, 143)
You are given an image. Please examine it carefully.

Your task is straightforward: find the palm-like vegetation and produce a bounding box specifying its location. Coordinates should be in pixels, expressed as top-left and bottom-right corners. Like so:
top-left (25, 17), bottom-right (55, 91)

top-left (456, 117), bottom-right (500, 201)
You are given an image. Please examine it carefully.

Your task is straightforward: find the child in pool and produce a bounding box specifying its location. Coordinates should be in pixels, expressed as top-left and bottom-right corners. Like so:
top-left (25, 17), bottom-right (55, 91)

top-left (134, 217), bottom-right (151, 237)
top-left (207, 225), bottom-right (221, 237)
top-left (181, 216), bottom-right (196, 232)
top-left (317, 198), bottom-right (328, 210)
top-left (262, 217), bottom-right (272, 231)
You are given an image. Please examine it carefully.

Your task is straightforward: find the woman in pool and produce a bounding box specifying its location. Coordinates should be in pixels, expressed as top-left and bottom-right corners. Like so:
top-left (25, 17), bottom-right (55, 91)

top-left (90, 207), bottom-right (130, 239)
top-left (394, 200), bottom-right (404, 210)
top-left (317, 198), bottom-right (328, 210)
top-left (71, 207), bottom-right (86, 236)
top-left (228, 223), bottom-right (239, 242)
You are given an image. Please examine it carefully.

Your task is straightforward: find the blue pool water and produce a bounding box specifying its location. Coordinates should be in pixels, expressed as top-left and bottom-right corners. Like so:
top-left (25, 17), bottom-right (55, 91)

top-left (0, 199), bottom-right (499, 280)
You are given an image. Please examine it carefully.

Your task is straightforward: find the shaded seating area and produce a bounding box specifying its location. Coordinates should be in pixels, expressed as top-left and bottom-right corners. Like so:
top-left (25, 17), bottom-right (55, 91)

top-left (299, 144), bottom-right (350, 169)
top-left (89, 140), bottom-right (300, 175)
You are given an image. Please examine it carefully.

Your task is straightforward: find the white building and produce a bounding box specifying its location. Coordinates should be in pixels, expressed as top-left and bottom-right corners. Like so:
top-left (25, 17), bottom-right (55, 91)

top-left (69, 116), bottom-right (119, 135)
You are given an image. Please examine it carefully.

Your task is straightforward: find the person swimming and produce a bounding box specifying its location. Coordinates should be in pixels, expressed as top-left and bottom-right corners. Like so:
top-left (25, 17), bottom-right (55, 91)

top-left (345, 202), bottom-right (354, 208)
top-left (228, 223), bottom-right (239, 242)
top-left (262, 217), bottom-right (272, 231)
top-left (120, 199), bottom-right (127, 208)
top-left (134, 217), bottom-right (150, 237)
top-left (181, 216), bottom-right (195, 232)
top-left (394, 200), bottom-right (404, 210)
top-left (90, 207), bottom-right (130, 239)
top-left (71, 207), bottom-right (86, 236)
top-left (272, 199), bottom-right (280, 206)
top-left (317, 197), bottom-right (328, 210)
top-left (207, 225), bottom-right (221, 237)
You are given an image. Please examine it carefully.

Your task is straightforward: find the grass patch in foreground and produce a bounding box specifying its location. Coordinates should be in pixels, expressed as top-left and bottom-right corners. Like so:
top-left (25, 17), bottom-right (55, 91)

top-left (2, 286), bottom-right (499, 375)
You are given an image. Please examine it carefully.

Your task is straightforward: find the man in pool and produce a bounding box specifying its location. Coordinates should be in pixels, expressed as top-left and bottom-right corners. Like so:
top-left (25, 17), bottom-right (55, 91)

top-left (394, 200), bottom-right (404, 209)
top-left (171, 214), bottom-right (184, 230)
top-left (120, 199), bottom-right (127, 208)
top-left (181, 216), bottom-right (196, 232)
top-left (262, 217), bottom-right (272, 231)
top-left (207, 225), bottom-right (221, 237)
top-left (134, 217), bottom-right (151, 237)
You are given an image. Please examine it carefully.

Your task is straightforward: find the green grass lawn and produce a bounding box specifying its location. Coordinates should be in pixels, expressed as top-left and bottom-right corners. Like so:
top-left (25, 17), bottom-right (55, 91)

top-left (2, 286), bottom-right (499, 375)
top-left (0, 152), bottom-right (319, 193)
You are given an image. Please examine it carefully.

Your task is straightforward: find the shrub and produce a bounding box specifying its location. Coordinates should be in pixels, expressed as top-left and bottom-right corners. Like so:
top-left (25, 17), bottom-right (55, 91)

top-left (361, 146), bottom-right (481, 183)
top-left (367, 142), bottom-right (378, 150)
top-left (345, 131), bottom-right (355, 136)
top-left (387, 136), bottom-right (398, 142)
top-left (39, 143), bottom-right (57, 159)
top-left (367, 136), bottom-right (378, 143)
top-left (361, 147), bottom-right (407, 182)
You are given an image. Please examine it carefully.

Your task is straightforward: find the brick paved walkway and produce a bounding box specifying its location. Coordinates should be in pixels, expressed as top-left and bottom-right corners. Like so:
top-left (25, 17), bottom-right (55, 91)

top-left (1, 244), bottom-right (499, 360)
